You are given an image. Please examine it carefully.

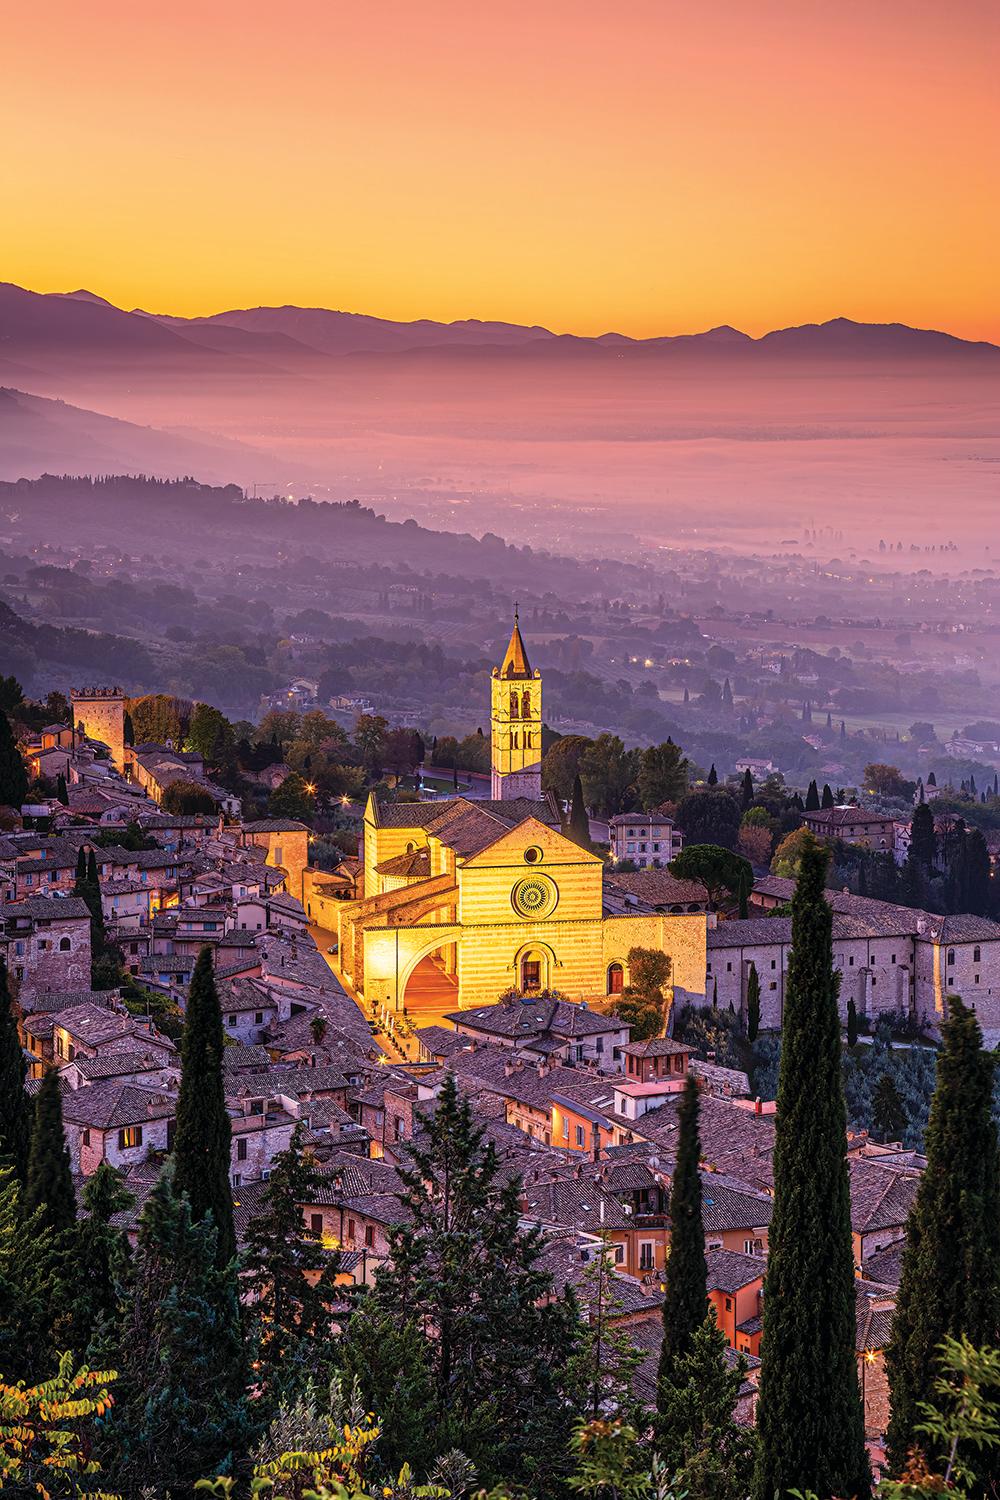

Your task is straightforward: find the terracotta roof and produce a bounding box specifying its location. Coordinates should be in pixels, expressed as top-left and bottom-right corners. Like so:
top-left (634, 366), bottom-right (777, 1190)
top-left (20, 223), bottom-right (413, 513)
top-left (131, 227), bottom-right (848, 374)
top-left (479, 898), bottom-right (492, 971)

top-left (705, 1248), bottom-right (766, 1294)
top-left (61, 1082), bottom-right (175, 1130)
top-left (849, 1158), bottom-right (920, 1234)
top-left (374, 847), bottom-right (432, 878)
top-left (605, 871), bottom-right (709, 908)
top-left (861, 1238), bottom-right (906, 1288)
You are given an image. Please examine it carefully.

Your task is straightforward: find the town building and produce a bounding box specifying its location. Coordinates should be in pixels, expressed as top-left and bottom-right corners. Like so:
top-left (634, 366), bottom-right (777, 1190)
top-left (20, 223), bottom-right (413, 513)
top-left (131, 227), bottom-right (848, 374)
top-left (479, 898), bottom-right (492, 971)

top-left (608, 812), bottom-right (684, 865)
top-left (802, 805), bottom-right (897, 851)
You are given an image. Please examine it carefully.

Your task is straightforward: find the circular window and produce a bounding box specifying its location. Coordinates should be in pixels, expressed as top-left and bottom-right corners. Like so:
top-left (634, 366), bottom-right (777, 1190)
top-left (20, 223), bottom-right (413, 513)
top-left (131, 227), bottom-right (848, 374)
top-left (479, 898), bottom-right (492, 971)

top-left (511, 874), bottom-right (558, 920)
top-left (523, 846), bottom-right (542, 864)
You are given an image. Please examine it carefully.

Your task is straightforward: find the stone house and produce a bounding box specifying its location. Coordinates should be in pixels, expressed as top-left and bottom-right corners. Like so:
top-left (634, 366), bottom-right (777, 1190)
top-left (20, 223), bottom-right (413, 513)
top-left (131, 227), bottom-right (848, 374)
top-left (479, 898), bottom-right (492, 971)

top-left (1, 897), bottom-right (92, 1002)
top-left (62, 1082), bottom-right (177, 1175)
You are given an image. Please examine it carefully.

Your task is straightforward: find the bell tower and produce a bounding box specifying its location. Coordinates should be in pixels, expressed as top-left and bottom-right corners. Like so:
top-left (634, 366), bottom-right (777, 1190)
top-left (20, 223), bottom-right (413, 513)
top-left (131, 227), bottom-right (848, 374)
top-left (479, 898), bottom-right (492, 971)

top-left (491, 609), bottom-right (542, 800)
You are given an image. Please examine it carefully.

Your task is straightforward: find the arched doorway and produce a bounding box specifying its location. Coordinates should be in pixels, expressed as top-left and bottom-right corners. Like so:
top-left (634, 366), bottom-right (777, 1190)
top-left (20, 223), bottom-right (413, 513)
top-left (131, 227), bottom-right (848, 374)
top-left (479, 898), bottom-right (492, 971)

top-left (403, 943), bottom-right (459, 1018)
top-left (519, 948), bottom-right (547, 993)
top-left (607, 962), bottom-right (624, 996)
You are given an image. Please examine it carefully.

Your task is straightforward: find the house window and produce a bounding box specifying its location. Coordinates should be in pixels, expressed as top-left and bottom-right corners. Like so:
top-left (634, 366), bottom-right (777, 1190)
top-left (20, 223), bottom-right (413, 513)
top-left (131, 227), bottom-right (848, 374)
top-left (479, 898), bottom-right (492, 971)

top-left (232, 1173), bottom-right (242, 1187)
top-left (974, 946), bottom-right (982, 963)
top-left (849, 956), bottom-right (854, 966)
top-left (310, 1213), bottom-right (323, 1235)
top-left (770, 981), bottom-right (777, 991)
top-left (725, 1296), bottom-right (732, 1311)
top-left (118, 1125), bottom-right (142, 1150)
top-left (613, 1244), bottom-right (624, 1264)
top-left (228, 1014), bottom-right (237, 1026)
top-left (364, 1225), bottom-right (375, 1248)
top-left (948, 949), bottom-right (955, 967)
top-left (771, 959), bottom-right (776, 970)
top-left (575, 1125), bottom-right (585, 1148)
top-left (254, 1011), bottom-right (264, 1025)
top-left (59, 936), bottom-right (71, 951)
top-left (639, 1242), bottom-right (654, 1270)
top-left (236, 1138), bottom-right (248, 1161)
top-left (82, 1129), bottom-right (90, 1147)
top-left (726, 962), bottom-right (732, 972)
top-left (348, 1217), bottom-right (357, 1241)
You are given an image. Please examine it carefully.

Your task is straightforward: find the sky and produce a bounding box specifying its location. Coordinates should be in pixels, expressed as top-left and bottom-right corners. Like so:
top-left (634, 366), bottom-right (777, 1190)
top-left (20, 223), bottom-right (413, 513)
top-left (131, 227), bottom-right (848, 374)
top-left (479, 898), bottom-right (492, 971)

top-left (5, 0), bottom-right (999, 339)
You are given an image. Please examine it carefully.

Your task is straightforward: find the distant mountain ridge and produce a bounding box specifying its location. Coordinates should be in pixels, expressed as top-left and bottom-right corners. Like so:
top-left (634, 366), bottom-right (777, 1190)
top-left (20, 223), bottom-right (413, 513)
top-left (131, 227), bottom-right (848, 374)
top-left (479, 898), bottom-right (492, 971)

top-left (2, 283), bottom-right (994, 366)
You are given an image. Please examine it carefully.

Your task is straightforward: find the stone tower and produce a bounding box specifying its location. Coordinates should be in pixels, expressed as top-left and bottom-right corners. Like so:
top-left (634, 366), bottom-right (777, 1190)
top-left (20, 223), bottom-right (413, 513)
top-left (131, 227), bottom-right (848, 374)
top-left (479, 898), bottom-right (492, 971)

top-left (490, 611), bottom-right (542, 800)
top-left (71, 686), bottom-right (126, 771)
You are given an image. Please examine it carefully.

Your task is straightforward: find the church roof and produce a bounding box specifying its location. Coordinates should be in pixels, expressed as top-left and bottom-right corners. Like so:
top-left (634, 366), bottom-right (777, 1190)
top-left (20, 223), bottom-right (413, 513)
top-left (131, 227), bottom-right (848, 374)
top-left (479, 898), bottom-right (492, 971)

top-left (499, 614), bottom-right (532, 679)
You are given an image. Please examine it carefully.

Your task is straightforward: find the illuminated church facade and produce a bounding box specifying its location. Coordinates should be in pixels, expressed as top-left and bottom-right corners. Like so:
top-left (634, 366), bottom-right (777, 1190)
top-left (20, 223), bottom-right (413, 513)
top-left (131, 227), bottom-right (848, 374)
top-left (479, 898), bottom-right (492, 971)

top-left (313, 618), bottom-right (708, 1019)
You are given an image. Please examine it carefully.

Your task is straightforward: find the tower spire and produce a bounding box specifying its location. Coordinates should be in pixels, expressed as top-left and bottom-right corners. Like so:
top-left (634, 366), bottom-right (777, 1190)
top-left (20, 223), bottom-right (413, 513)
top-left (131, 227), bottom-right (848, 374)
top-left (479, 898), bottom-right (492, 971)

top-left (499, 608), bottom-right (531, 678)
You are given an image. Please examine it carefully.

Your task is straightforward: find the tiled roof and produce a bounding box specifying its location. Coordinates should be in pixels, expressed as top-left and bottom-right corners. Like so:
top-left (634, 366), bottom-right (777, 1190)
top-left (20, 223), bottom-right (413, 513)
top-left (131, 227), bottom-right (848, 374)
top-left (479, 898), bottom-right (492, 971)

top-left (705, 1248), bottom-right (766, 1294)
top-left (3, 896), bottom-right (90, 921)
top-left (520, 1178), bottom-right (630, 1233)
top-left (447, 995), bottom-right (620, 1040)
top-left (605, 872), bottom-right (709, 908)
top-left (62, 1082), bottom-right (176, 1130)
top-left (622, 1038), bottom-right (689, 1058)
top-left (243, 819), bottom-right (309, 833)
top-left (849, 1158), bottom-right (920, 1234)
top-left (861, 1238), bottom-right (906, 1288)
top-left (374, 847), bottom-right (431, 879)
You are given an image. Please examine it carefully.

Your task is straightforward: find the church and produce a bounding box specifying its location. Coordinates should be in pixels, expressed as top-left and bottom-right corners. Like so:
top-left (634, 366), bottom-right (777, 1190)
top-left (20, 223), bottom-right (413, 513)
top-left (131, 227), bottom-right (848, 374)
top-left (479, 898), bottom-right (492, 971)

top-left (312, 616), bottom-right (708, 1020)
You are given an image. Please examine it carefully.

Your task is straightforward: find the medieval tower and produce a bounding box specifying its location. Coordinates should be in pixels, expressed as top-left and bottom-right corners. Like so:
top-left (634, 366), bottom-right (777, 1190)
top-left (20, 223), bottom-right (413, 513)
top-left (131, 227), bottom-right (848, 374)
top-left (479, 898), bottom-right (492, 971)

top-left (490, 611), bottom-right (542, 800)
top-left (71, 686), bottom-right (126, 771)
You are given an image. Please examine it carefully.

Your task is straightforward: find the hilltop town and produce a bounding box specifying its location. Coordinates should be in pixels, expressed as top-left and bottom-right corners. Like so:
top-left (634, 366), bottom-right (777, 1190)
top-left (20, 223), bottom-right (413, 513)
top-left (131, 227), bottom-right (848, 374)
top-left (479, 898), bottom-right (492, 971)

top-left (3, 614), bottom-right (1000, 1494)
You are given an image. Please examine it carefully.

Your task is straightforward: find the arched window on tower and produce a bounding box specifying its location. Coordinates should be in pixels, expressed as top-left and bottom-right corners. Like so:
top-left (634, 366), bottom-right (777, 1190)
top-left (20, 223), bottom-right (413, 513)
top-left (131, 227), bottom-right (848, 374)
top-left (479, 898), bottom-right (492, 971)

top-left (509, 691), bottom-right (520, 718)
top-left (522, 690), bottom-right (532, 718)
top-left (512, 730), bottom-right (519, 749)
top-left (524, 732), bottom-right (532, 749)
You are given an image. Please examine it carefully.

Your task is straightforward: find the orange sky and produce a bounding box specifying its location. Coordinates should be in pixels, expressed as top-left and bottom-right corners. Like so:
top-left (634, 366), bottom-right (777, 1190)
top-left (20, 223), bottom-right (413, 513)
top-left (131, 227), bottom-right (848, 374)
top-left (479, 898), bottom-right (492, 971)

top-left (5, 0), bottom-right (999, 339)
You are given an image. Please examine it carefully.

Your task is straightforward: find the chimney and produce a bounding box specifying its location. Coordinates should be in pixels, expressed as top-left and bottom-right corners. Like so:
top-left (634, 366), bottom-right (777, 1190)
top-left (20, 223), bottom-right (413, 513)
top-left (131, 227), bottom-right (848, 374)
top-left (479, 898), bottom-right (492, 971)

top-left (755, 1097), bottom-right (762, 1116)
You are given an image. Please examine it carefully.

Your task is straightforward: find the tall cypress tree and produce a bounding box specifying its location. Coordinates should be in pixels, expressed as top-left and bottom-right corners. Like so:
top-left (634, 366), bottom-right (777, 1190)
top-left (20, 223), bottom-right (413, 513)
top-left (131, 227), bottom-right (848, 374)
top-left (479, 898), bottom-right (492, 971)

top-left (821, 782), bottom-right (835, 808)
top-left (658, 1073), bottom-right (706, 1377)
top-left (69, 1162), bottom-right (133, 1361)
top-left (910, 800), bottom-right (937, 874)
top-left (886, 996), bottom-right (1000, 1477)
top-left (741, 768), bottom-right (754, 810)
top-left (746, 962), bottom-right (761, 1043)
top-left (751, 837), bottom-right (869, 1500)
top-left (0, 707), bottom-right (28, 809)
top-left (0, 960), bottom-right (31, 1183)
top-left (567, 773), bottom-right (591, 850)
top-left (805, 779), bottom-right (820, 811)
top-left (56, 772), bottom-right (68, 805)
top-left (25, 1068), bottom-right (76, 1236)
top-left (173, 946), bottom-right (235, 1268)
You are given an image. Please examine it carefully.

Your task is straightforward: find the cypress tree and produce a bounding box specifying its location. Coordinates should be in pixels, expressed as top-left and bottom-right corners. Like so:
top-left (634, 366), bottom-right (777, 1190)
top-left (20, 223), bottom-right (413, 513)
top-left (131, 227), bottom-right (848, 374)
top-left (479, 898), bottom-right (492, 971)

top-left (658, 1074), bottom-right (707, 1377)
top-left (821, 782), bottom-right (835, 808)
top-left (75, 846), bottom-right (86, 883)
top-left (567, 773), bottom-right (591, 850)
top-left (25, 1068), bottom-right (76, 1237)
top-left (872, 1074), bottom-right (906, 1144)
top-left (337, 1300), bottom-right (437, 1479)
top-left (0, 1166), bottom-right (53, 1382)
top-left (0, 707), bottom-right (28, 809)
top-left (847, 996), bottom-right (859, 1048)
top-left (857, 859), bottom-right (868, 897)
top-left (0, 960), bottom-right (31, 1183)
top-left (707, 763), bottom-right (718, 786)
top-left (805, 779), bottom-right (820, 811)
top-left (910, 801), bottom-right (937, 873)
top-left (752, 837), bottom-right (869, 1500)
top-left (962, 827), bottom-right (991, 916)
top-left (886, 996), bottom-right (1000, 1478)
top-left (746, 962), bottom-right (761, 1043)
top-left (173, 946), bottom-right (235, 1268)
top-left (741, 768), bottom-right (754, 810)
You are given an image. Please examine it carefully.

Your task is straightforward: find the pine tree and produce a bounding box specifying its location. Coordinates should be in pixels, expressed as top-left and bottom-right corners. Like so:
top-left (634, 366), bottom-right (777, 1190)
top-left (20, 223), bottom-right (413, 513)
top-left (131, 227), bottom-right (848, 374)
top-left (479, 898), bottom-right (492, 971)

top-left (336, 1299), bottom-right (437, 1479)
top-left (0, 707), bottom-right (28, 809)
top-left (362, 1072), bottom-right (579, 1489)
top-left (25, 1069), bottom-right (76, 1237)
top-left (822, 782), bottom-right (835, 808)
top-left (0, 960), bottom-right (31, 1183)
top-left (173, 947), bottom-right (235, 1268)
top-left (886, 996), bottom-right (1000, 1478)
top-left (69, 1163), bottom-right (133, 1361)
top-left (741, 768), bottom-right (754, 810)
top-left (244, 1126), bottom-right (340, 1397)
top-left (658, 1074), bottom-right (707, 1380)
top-left (746, 962), bottom-right (761, 1043)
top-left (0, 1165), bottom-right (53, 1382)
top-left (847, 996), bottom-right (859, 1048)
top-left (103, 1167), bottom-right (252, 1491)
top-left (123, 710), bottom-right (135, 747)
top-left (872, 1074), bottom-right (906, 1143)
top-left (752, 838), bottom-right (869, 1500)
top-left (566, 773), bottom-right (591, 850)
top-left (656, 1311), bottom-right (755, 1500)
top-left (805, 779), bottom-right (820, 811)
